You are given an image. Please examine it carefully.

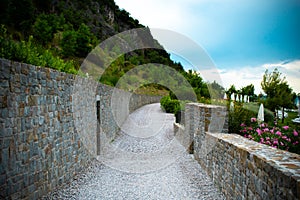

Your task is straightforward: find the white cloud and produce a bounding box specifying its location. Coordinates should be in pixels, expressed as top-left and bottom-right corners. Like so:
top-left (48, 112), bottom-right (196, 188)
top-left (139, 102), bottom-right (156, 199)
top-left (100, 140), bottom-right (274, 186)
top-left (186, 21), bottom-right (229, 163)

top-left (114, 0), bottom-right (271, 49)
top-left (219, 60), bottom-right (300, 94)
top-left (114, 0), bottom-right (300, 95)
top-left (114, 0), bottom-right (193, 31)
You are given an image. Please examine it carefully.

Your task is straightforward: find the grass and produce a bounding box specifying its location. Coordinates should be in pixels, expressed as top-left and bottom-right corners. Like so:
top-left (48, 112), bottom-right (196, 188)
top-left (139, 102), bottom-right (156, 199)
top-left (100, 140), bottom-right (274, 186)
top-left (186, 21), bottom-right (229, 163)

top-left (134, 85), bottom-right (169, 96)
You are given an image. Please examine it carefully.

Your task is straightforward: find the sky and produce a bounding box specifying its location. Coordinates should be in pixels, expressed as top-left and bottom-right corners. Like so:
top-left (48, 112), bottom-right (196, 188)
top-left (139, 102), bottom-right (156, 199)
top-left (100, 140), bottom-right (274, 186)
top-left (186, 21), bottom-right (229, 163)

top-left (114, 0), bottom-right (300, 94)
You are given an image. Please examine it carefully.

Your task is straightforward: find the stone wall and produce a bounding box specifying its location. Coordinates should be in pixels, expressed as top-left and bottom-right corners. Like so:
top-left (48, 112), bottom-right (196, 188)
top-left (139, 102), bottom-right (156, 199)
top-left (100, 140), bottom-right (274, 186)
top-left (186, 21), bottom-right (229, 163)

top-left (180, 103), bottom-right (300, 200)
top-left (0, 59), bottom-right (94, 199)
top-left (0, 59), bottom-right (161, 199)
top-left (129, 93), bottom-right (161, 113)
top-left (96, 84), bottom-right (161, 145)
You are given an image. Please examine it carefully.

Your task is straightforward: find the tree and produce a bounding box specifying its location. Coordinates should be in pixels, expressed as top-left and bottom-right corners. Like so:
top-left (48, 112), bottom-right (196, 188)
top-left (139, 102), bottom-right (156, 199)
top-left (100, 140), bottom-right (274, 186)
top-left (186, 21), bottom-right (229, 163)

top-left (33, 14), bottom-right (65, 46)
top-left (7, 0), bottom-right (35, 34)
top-left (240, 84), bottom-right (254, 102)
top-left (76, 23), bottom-right (93, 57)
top-left (183, 70), bottom-right (210, 100)
top-left (209, 81), bottom-right (225, 99)
top-left (226, 85), bottom-right (237, 100)
top-left (243, 84), bottom-right (254, 96)
top-left (261, 68), bottom-right (294, 122)
top-left (60, 30), bottom-right (77, 57)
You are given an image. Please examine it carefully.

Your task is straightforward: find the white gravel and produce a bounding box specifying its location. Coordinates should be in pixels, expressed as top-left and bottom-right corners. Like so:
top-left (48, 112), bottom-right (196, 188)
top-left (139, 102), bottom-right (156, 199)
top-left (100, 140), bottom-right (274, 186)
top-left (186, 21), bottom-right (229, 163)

top-left (42, 103), bottom-right (225, 200)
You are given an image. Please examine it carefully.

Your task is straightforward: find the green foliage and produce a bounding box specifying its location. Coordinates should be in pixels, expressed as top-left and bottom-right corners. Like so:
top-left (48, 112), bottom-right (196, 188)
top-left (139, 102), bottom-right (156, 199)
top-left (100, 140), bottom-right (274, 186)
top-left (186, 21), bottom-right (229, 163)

top-left (76, 23), bottom-right (93, 57)
top-left (60, 23), bottom-right (95, 58)
top-left (32, 14), bottom-right (66, 46)
top-left (209, 80), bottom-right (225, 99)
top-left (1, 0), bottom-right (207, 95)
top-left (261, 68), bottom-right (294, 112)
top-left (60, 30), bottom-right (78, 57)
top-left (160, 92), bottom-right (192, 115)
top-left (241, 84), bottom-right (255, 96)
top-left (227, 84), bottom-right (254, 98)
top-left (182, 70), bottom-right (210, 100)
top-left (0, 0), bottom-right (186, 87)
top-left (228, 102), bottom-right (274, 133)
top-left (6, 0), bottom-right (35, 34)
top-left (229, 102), bottom-right (256, 133)
top-left (160, 96), bottom-right (181, 113)
top-left (0, 25), bottom-right (77, 74)
top-left (240, 120), bottom-right (299, 154)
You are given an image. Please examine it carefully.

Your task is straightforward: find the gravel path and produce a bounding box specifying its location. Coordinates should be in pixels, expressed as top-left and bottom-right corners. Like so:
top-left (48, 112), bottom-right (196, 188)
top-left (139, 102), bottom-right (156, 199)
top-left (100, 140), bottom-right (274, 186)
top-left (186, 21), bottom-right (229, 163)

top-left (42, 103), bottom-right (224, 200)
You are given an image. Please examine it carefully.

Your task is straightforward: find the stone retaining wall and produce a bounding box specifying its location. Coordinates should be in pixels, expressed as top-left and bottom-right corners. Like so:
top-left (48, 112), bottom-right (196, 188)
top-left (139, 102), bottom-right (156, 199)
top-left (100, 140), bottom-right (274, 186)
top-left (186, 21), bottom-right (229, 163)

top-left (0, 59), bottom-right (161, 199)
top-left (96, 84), bottom-right (161, 148)
top-left (180, 103), bottom-right (300, 199)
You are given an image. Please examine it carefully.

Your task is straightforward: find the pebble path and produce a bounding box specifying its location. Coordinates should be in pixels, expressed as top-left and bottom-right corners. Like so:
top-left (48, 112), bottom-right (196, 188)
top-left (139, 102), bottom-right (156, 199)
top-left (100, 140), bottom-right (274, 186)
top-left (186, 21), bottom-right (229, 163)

top-left (42, 103), bottom-right (225, 199)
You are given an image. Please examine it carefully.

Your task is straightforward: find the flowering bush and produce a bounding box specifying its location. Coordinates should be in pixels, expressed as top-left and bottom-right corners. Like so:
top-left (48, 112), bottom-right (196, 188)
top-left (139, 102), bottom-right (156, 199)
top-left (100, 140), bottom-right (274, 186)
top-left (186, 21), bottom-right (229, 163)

top-left (240, 118), bottom-right (300, 154)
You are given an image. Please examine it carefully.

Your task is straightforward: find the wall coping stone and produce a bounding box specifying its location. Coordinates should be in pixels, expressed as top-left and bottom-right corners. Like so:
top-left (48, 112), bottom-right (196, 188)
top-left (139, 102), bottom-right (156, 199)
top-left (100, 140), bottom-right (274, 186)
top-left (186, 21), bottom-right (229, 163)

top-left (182, 102), bottom-right (300, 199)
top-left (208, 132), bottom-right (300, 178)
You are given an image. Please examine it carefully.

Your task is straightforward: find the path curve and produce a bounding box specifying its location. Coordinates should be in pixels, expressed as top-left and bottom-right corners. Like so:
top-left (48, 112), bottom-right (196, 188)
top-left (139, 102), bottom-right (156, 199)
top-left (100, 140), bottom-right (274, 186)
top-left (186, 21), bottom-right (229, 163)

top-left (43, 103), bottom-right (224, 199)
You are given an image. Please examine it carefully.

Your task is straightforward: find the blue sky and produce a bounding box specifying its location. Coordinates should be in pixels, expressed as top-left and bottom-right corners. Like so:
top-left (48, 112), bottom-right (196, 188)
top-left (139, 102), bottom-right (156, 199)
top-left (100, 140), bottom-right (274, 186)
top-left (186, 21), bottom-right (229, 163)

top-left (114, 0), bottom-right (300, 94)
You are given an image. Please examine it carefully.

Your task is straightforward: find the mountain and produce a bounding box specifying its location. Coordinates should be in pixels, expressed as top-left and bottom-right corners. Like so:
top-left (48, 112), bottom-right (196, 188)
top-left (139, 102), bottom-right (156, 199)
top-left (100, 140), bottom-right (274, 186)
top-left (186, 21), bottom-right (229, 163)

top-left (0, 0), bottom-right (225, 98)
top-left (0, 0), bottom-right (183, 80)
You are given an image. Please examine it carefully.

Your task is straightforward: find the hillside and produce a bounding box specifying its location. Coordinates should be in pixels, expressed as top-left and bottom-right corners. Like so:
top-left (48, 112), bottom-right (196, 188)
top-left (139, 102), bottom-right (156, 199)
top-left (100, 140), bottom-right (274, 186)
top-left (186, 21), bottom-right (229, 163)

top-left (0, 0), bottom-right (224, 98)
top-left (0, 0), bottom-right (182, 81)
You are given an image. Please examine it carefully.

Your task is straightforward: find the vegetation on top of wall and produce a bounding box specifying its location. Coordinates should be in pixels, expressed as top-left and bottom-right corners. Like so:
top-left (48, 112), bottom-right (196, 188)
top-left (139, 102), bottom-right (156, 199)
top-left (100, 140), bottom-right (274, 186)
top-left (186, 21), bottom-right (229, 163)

top-left (160, 70), bottom-right (225, 114)
top-left (0, 25), bottom-right (77, 74)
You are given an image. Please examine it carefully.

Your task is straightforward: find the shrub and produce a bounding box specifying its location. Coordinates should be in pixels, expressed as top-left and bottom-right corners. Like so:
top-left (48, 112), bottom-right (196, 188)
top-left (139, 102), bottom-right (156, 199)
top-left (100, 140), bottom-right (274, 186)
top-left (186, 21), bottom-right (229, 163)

top-left (0, 25), bottom-right (77, 74)
top-left (229, 102), bottom-right (256, 133)
top-left (229, 102), bottom-right (274, 133)
top-left (160, 96), bottom-right (181, 113)
top-left (240, 118), bottom-right (300, 154)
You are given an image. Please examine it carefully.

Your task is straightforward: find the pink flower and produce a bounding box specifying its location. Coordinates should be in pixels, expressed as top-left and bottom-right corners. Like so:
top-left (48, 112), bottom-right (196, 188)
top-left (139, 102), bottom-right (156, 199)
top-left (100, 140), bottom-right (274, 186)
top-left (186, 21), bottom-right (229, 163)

top-left (260, 138), bottom-right (264, 143)
top-left (282, 126), bottom-right (289, 130)
top-left (275, 131), bottom-right (282, 136)
top-left (270, 129), bottom-right (274, 134)
top-left (293, 130), bottom-right (299, 137)
top-left (240, 123), bottom-right (246, 127)
top-left (282, 136), bottom-right (287, 140)
top-left (266, 137), bottom-right (270, 140)
top-left (263, 128), bottom-right (270, 132)
top-left (256, 128), bottom-right (263, 136)
top-left (273, 140), bottom-right (278, 145)
top-left (251, 118), bottom-right (257, 122)
top-left (248, 127), bottom-right (253, 131)
top-left (280, 142), bottom-right (284, 146)
top-left (260, 123), bottom-right (266, 128)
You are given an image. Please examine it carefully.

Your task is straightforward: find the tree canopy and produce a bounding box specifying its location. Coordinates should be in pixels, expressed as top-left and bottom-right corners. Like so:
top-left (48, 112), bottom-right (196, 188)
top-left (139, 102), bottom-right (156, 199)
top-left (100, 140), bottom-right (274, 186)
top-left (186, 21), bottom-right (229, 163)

top-left (261, 68), bottom-right (294, 121)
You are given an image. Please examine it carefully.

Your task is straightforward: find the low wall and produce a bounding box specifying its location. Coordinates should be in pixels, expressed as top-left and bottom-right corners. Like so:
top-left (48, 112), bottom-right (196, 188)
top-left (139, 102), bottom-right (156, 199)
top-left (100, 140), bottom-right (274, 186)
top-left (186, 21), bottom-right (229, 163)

top-left (97, 84), bottom-right (161, 144)
top-left (129, 93), bottom-right (161, 113)
top-left (0, 59), bottom-right (161, 199)
top-left (180, 103), bottom-right (300, 199)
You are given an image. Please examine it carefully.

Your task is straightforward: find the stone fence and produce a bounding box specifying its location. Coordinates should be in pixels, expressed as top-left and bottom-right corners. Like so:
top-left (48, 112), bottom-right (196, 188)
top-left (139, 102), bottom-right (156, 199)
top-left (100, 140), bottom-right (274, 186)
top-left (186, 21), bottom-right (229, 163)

top-left (0, 59), bottom-right (161, 199)
top-left (175, 103), bottom-right (300, 199)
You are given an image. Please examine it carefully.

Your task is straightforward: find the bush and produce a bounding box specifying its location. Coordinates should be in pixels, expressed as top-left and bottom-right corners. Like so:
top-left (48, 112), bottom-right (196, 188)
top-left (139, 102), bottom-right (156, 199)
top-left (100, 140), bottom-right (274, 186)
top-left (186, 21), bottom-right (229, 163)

top-left (229, 103), bottom-right (256, 133)
top-left (0, 25), bottom-right (77, 74)
top-left (229, 102), bottom-right (274, 133)
top-left (240, 118), bottom-right (300, 154)
top-left (160, 96), bottom-right (181, 113)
